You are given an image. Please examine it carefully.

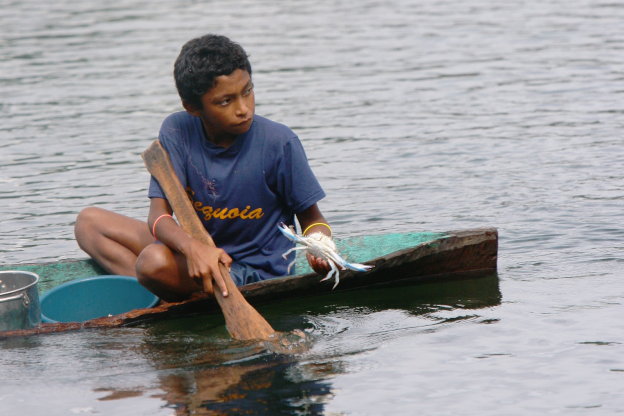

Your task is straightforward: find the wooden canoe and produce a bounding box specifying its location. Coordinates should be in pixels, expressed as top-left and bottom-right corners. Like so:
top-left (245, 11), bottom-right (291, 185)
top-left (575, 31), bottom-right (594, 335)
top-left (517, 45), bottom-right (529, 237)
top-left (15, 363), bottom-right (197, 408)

top-left (0, 227), bottom-right (498, 338)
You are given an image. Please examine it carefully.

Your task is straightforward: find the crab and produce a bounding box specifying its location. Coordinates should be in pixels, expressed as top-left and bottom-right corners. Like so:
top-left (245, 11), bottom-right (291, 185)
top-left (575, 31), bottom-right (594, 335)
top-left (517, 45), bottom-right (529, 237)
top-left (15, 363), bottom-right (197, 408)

top-left (277, 223), bottom-right (373, 289)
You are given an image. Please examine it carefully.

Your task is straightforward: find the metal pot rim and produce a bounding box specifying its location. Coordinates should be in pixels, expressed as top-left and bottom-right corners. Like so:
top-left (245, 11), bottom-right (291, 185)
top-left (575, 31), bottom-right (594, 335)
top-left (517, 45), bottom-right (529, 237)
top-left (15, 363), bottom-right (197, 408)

top-left (0, 270), bottom-right (40, 298)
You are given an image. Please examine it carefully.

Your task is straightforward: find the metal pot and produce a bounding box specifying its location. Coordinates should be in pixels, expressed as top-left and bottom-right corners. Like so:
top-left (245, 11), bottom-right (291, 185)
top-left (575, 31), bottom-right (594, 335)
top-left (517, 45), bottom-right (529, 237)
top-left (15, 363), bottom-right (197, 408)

top-left (0, 270), bottom-right (41, 331)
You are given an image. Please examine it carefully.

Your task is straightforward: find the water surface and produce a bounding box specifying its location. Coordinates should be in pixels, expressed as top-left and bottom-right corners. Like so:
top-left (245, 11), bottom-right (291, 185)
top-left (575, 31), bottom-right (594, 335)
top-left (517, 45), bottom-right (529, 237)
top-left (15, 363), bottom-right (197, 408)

top-left (1, 0), bottom-right (623, 414)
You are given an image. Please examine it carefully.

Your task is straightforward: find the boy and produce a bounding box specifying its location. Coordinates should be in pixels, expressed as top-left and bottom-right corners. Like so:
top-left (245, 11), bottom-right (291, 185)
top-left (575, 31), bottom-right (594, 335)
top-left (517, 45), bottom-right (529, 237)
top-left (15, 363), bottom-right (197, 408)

top-left (74, 34), bottom-right (331, 302)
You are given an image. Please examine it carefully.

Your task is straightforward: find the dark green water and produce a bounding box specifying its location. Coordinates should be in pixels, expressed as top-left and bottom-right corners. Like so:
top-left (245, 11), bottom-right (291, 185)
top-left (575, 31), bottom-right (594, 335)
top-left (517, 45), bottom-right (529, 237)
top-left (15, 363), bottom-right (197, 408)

top-left (1, 0), bottom-right (623, 414)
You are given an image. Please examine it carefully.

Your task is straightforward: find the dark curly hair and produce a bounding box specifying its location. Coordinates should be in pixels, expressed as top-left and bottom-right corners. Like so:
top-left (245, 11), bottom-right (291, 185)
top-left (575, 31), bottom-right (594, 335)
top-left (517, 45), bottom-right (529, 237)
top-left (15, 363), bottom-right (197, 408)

top-left (174, 34), bottom-right (252, 109)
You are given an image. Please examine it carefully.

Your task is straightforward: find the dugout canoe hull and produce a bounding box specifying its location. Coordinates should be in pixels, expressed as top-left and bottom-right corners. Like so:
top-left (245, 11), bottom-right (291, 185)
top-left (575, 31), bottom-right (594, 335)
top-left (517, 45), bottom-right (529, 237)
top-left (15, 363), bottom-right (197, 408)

top-left (0, 227), bottom-right (498, 338)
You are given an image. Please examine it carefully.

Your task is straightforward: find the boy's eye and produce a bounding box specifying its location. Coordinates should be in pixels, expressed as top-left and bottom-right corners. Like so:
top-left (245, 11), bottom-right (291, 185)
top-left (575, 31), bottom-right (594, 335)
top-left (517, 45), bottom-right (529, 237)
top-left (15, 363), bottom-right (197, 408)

top-left (243, 84), bottom-right (254, 96)
top-left (218, 98), bottom-right (231, 106)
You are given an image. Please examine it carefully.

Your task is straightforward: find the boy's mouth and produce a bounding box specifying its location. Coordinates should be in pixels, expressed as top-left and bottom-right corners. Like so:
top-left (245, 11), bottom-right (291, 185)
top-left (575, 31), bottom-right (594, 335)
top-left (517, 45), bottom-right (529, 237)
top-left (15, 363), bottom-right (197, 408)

top-left (235, 118), bottom-right (253, 127)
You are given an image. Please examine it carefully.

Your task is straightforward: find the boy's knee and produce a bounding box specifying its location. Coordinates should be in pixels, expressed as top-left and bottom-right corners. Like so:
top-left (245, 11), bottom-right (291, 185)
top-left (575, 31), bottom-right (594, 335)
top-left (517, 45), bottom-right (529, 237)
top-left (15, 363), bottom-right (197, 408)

top-left (135, 244), bottom-right (189, 301)
top-left (74, 207), bottom-right (105, 248)
top-left (75, 207), bottom-right (103, 233)
top-left (135, 244), bottom-right (171, 284)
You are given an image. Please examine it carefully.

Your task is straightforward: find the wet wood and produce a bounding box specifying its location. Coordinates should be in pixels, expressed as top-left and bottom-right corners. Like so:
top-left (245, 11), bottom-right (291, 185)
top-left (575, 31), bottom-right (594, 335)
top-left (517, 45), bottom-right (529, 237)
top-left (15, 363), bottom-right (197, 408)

top-left (141, 139), bottom-right (275, 341)
top-left (0, 227), bottom-right (497, 339)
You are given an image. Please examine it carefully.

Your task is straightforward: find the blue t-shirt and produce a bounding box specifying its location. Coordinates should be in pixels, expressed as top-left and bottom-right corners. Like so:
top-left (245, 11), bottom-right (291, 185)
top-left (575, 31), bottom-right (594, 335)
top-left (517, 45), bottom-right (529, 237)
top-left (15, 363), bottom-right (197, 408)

top-left (148, 111), bottom-right (325, 280)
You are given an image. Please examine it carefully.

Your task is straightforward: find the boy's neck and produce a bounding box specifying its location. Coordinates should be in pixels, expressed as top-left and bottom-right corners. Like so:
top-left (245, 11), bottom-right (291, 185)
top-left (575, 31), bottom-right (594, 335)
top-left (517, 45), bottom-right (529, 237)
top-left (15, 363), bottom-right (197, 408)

top-left (202, 123), bottom-right (237, 148)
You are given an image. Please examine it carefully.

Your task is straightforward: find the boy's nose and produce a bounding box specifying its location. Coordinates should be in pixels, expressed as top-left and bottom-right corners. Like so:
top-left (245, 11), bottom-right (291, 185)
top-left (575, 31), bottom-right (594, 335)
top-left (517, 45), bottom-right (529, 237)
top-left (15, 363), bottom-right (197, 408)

top-left (236, 98), bottom-right (250, 117)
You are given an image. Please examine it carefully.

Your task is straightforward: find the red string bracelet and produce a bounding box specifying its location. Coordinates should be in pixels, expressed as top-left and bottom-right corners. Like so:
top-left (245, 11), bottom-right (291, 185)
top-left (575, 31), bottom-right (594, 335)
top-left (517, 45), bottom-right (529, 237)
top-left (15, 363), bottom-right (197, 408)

top-left (152, 214), bottom-right (173, 240)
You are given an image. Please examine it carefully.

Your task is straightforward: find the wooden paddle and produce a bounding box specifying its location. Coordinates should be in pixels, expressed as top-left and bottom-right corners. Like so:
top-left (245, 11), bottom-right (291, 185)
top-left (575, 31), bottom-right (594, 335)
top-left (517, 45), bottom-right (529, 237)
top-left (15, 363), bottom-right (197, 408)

top-left (141, 139), bottom-right (275, 341)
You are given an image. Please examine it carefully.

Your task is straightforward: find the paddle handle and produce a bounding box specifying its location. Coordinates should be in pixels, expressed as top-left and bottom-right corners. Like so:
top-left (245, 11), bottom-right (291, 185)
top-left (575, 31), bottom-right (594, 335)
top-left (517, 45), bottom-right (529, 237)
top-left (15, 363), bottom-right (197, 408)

top-left (141, 140), bottom-right (215, 293)
top-left (141, 139), bottom-right (275, 340)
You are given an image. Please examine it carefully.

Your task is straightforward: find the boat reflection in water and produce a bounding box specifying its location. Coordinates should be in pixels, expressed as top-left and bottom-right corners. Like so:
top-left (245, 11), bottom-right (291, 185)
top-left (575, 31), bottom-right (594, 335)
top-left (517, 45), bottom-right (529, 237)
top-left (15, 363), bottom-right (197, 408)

top-left (133, 272), bottom-right (500, 414)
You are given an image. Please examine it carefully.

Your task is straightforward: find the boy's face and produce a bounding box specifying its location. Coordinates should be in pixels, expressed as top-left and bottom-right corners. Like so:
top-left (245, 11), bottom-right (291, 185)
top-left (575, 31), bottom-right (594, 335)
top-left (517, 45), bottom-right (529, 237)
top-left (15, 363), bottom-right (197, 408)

top-left (184, 69), bottom-right (255, 147)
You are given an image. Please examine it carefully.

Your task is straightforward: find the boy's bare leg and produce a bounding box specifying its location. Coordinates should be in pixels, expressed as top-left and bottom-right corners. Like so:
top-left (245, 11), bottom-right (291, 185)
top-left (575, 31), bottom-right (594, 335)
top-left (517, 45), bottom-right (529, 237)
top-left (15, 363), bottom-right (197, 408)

top-left (135, 244), bottom-right (203, 302)
top-left (74, 207), bottom-right (154, 277)
top-left (75, 206), bottom-right (203, 301)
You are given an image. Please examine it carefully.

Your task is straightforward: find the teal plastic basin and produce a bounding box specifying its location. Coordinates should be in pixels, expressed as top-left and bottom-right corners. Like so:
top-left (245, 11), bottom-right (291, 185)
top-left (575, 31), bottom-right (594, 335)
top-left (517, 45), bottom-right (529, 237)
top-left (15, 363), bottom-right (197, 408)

top-left (41, 275), bottom-right (159, 323)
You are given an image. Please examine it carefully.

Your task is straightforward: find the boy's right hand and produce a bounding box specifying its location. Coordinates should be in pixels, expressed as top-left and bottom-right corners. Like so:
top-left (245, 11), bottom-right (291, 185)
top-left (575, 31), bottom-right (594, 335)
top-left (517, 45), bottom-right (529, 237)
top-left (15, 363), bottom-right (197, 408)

top-left (183, 239), bottom-right (232, 297)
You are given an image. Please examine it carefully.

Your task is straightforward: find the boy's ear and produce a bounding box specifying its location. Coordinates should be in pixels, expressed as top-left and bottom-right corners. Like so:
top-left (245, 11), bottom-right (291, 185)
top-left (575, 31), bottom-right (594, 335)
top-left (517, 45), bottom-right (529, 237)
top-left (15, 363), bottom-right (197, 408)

top-left (182, 100), bottom-right (201, 117)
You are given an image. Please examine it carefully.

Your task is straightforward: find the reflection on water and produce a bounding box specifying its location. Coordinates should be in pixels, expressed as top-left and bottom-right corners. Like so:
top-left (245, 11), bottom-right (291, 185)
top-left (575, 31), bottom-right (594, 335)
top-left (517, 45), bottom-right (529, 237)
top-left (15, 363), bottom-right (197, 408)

top-left (156, 361), bottom-right (332, 415)
top-left (107, 274), bottom-right (500, 414)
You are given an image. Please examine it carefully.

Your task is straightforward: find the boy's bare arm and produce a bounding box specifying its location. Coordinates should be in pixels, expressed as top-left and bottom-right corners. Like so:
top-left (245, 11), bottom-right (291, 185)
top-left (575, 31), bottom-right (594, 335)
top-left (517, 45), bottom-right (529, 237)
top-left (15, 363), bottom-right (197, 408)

top-left (147, 197), bottom-right (232, 295)
top-left (296, 203), bottom-right (332, 274)
top-left (296, 203), bottom-right (331, 237)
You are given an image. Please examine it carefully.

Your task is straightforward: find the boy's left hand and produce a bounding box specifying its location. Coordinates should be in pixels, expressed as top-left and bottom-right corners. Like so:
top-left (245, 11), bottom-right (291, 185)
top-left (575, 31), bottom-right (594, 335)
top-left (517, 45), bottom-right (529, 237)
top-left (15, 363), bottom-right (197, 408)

top-left (306, 253), bottom-right (331, 275)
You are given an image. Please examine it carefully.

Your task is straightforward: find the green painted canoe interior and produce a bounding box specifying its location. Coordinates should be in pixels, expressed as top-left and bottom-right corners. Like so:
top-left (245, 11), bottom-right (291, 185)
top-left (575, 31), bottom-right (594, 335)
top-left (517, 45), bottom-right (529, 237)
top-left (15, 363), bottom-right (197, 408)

top-left (4, 260), bottom-right (107, 293)
top-left (1, 231), bottom-right (445, 294)
top-left (293, 231), bottom-right (445, 275)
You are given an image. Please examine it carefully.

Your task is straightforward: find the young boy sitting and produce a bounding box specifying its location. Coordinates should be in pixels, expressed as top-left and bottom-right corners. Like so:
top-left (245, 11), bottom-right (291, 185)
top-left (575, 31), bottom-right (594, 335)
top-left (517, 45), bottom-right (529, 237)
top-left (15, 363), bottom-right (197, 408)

top-left (74, 34), bottom-right (331, 302)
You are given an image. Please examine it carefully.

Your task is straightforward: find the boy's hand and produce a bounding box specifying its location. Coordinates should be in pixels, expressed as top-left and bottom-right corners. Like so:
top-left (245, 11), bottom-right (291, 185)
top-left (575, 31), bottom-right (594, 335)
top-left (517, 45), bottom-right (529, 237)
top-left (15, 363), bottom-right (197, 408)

top-left (306, 252), bottom-right (331, 275)
top-left (184, 239), bottom-right (232, 297)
